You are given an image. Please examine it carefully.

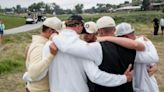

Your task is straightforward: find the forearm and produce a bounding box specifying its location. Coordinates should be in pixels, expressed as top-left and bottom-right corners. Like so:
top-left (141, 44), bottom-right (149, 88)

top-left (28, 53), bottom-right (54, 80)
top-left (135, 40), bottom-right (159, 64)
top-left (53, 36), bottom-right (102, 65)
top-left (84, 61), bottom-right (127, 87)
top-left (91, 70), bottom-right (127, 87)
top-left (135, 51), bottom-right (159, 64)
top-left (98, 36), bottom-right (145, 51)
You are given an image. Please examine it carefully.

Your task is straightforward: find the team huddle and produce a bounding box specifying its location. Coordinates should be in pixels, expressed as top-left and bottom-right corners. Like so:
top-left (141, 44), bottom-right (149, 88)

top-left (23, 15), bottom-right (159, 92)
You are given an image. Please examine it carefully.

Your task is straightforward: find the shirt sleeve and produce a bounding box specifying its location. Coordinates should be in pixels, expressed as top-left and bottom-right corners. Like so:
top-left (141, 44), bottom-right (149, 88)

top-left (135, 37), bottom-right (159, 64)
top-left (27, 42), bottom-right (54, 80)
top-left (83, 60), bottom-right (127, 87)
top-left (53, 35), bottom-right (102, 65)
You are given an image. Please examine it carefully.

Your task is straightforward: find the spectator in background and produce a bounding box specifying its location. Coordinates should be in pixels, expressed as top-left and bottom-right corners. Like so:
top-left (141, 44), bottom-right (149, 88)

top-left (0, 19), bottom-right (5, 44)
top-left (160, 17), bottom-right (164, 35)
top-left (153, 17), bottom-right (159, 35)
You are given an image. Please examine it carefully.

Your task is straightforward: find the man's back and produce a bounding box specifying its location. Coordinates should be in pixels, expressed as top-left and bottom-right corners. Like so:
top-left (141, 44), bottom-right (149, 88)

top-left (43, 30), bottom-right (90, 92)
top-left (94, 41), bottom-right (136, 92)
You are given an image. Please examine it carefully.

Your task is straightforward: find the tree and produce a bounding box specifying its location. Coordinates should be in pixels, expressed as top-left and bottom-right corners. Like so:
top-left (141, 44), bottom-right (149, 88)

top-left (84, 6), bottom-right (97, 13)
top-left (37, 2), bottom-right (46, 10)
top-left (75, 4), bottom-right (83, 14)
top-left (96, 3), bottom-right (106, 13)
top-left (142, 0), bottom-right (150, 10)
top-left (28, 3), bottom-right (38, 12)
top-left (0, 5), bottom-right (2, 13)
top-left (124, 1), bottom-right (130, 4)
top-left (64, 9), bottom-right (73, 14)
top-left (15, 5), bottom-right (22, 14)
top-left (28, 2), bottom-right (46, 12)
top-left (132, 0), bottom-right (142, 6)
top-left (51, 3), bottom-right (64, 15)
top-left (45, 4), bottom-right (51, 13)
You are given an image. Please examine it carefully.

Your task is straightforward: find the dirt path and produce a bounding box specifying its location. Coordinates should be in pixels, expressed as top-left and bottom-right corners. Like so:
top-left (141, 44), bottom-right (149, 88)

top-left (4, 22), bottom-right (42, 35)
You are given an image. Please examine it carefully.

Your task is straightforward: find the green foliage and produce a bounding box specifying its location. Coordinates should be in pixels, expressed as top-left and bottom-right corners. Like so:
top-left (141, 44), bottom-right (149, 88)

top-left (132, 0), bottom-right (142, 6)
top-left (15, 5), bottom-right (22, 14)
top-left (59, 11), bottom-right (164, 25)
top-left (0, 29), bottom-right (40, 74)
top-left (75, 4), bottom-right (84, 14)
top-left (142, 0), bottom-right (150, 10)
top-left (162, 9), bottom-right (164, 13)
top-left (28, 2), bottom-right (46, 12)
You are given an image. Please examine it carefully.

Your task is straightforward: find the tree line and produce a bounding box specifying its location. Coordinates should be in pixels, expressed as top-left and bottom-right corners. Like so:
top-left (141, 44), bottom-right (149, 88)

top-left (0, 0), bottom-right (163, 15)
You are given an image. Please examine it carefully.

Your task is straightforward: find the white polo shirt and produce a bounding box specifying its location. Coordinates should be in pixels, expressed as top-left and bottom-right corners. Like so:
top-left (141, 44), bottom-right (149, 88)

top-left (133, 37), bottom-right (159, 92)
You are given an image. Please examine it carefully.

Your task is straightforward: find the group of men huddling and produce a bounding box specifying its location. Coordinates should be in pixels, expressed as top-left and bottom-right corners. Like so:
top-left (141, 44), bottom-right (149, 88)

top-left (23, 15), bottom-right (159, 92)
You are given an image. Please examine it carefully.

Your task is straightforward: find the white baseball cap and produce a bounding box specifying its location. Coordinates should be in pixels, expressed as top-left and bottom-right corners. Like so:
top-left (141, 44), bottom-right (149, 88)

top-left (84, 21), bottom-right (97, 34)
top-left (43, 17), bottom-right (62, 32)
top-left (115, 22), bottom-right (134, 36)
top-left (96, 16), bottom-right (116, 29)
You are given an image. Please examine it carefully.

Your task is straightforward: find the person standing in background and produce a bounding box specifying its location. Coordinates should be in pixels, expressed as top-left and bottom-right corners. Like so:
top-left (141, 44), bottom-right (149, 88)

top-left (153, 17), bottom-right (159, 35)
top-left (0, 19), bottom-right (5, 44)
top-left (160, 17), bottom-right (164, 35)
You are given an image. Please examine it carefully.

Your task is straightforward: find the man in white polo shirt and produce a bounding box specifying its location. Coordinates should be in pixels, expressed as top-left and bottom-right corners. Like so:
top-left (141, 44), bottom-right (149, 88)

top-left (115, 22), bottom-right (159, 92)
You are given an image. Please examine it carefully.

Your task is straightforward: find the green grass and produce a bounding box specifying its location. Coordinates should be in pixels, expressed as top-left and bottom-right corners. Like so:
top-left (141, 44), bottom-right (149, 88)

top-left (58, 11), bottom-right (164, 25)
top-left (0, 59), bottom-right (23, 74)
top-left (0, 28), bottom-right (40, 75)
top-left (0, 14), bottom-right (25, 29)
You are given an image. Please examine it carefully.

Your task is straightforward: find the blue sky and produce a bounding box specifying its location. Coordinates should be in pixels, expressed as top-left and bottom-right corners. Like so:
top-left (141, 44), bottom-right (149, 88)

top-left (0, 0), bottom-right (132, 9)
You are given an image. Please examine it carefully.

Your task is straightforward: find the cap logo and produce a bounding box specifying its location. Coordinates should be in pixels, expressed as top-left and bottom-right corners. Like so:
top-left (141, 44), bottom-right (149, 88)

top-left (85, 24), bottom-right (90, 28)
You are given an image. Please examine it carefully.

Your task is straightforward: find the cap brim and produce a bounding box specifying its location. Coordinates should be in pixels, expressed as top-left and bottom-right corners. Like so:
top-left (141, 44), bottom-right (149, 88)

top-left (86, 29), bottom-right (95, 34)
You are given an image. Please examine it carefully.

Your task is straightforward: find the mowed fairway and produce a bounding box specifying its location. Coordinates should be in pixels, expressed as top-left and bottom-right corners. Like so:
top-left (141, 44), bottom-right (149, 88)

top-left (0, 11), bottom-right (164, 92)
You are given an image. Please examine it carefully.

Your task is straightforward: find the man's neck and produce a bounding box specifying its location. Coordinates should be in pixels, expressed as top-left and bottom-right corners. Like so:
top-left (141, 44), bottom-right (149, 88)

top-left (66, 27), bottom-right (79, 34)
top-left (101, 33), bottom-right (114, 37)
top-left (40, 33), bottom-right (49, 39)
